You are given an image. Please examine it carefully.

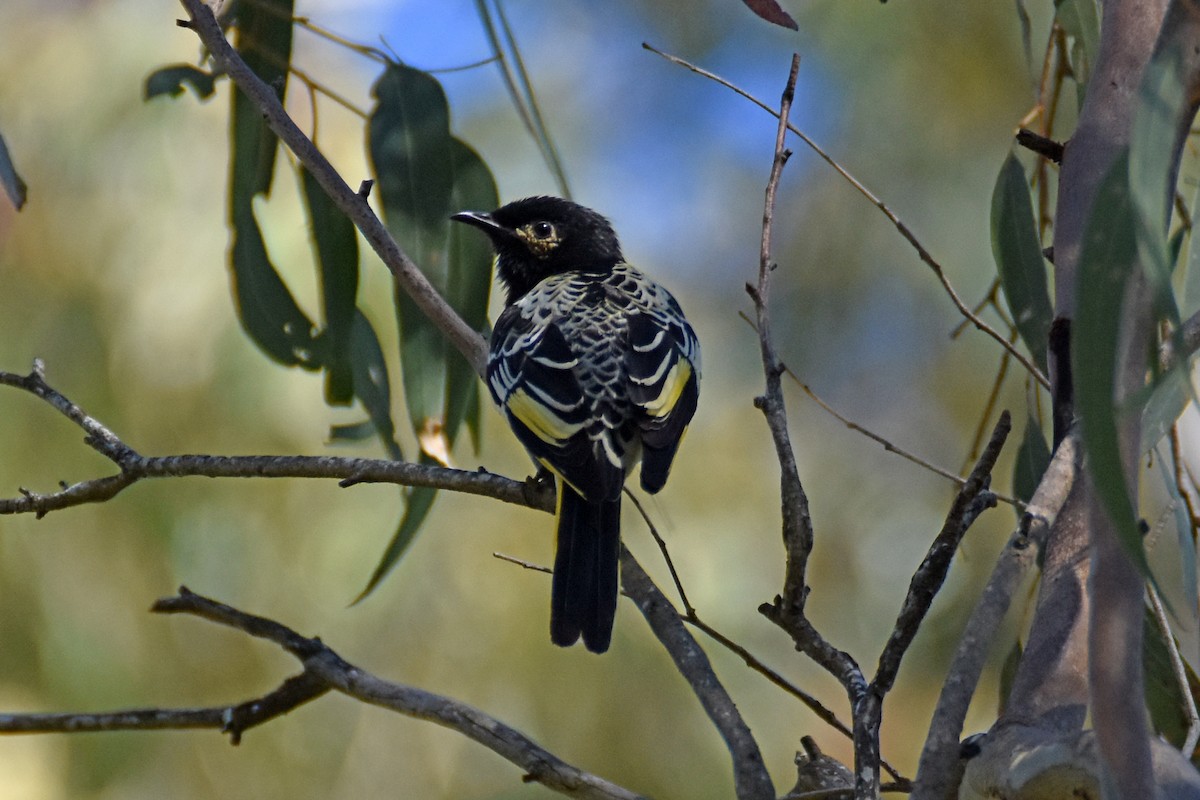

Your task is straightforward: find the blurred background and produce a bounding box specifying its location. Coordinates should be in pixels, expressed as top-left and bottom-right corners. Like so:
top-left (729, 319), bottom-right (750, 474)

top-left (0, 1), bottom-right (1086, 798)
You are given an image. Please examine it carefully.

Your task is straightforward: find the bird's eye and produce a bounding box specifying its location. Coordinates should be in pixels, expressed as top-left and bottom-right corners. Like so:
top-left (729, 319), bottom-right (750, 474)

top-left (532, 221), bottom-right (555, 239)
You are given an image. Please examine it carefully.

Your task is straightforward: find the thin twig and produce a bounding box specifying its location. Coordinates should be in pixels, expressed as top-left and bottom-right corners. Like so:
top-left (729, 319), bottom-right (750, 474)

top-left (1169, 425), bottom-right (1200, 547)
top-left (293, 15), bottom-right (391, 63)
top-left (643, 43), bottom-right (1051, 392)
top-left (1146, 583), bottom-right (1200, 757)
top-left (491, 551), bottom-right (551, 574)
top-left (624, 488), bottom-right (693, 615)
top-left (958, 347), bottom-right (1013, 477)
top-left (785, 361), bottom-right (1019, 507)
top-left (873, 412), bottom-right (1009, 695)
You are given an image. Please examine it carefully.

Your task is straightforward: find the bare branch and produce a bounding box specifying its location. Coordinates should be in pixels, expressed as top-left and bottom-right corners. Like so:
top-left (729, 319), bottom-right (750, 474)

top-left (152, 588), bottom-right (642, 800)
top-left (643, 43), bottom-right (1050, 391)
top-left (0, 362), bottom-right (553, 517)
top-left (912, 430), bottom-right (1081, 800)
top-left (619, 549), bottom-right (774, 800)
top-left (2, 588), bottom-right (641, 798)
top-left (873, 411), bottom-right (1010, 695)
top-left (176, 0), bottom-right (489, 375)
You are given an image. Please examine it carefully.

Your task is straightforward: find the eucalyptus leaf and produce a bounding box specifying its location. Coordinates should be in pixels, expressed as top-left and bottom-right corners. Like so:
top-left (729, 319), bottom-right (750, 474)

top-left (355, 477), bottom-right (439, 603)
top-left (0, 130), bottom-right (26, 210)
top-left (1073, 152), bottom-right (1150, 576)
top-left (144, 64), bottom-right (216, 101)
top-left (444, 138), bottom-right (498, 451)
top-left (369, 62), bottom-right (456, 453)
top-left (1012, 413), bottom-right (1051, 512)
top-left (230, 204), bottom-right (317, 368)
top-left (1153, 444), bottom-right (1199, 623)
top-left (300, 167), bottom-right (359, 405)
top-left (1141, 369), bottom-right (1191, 454)
top-left (991, 153), bottom-right (1052, 374)
top-left (350, 310), bottom-right (403, 462)
top-left (1054, 0), bottom-right (1098, 89)
top-left (329, 420), bottom-right (378, 443)
top-left (230, 0), bottom-right (294, 202)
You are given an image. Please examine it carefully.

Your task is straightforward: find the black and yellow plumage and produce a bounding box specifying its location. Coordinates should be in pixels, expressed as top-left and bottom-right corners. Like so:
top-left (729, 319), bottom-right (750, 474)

top-left (452, 196), bottom-right (700, 653)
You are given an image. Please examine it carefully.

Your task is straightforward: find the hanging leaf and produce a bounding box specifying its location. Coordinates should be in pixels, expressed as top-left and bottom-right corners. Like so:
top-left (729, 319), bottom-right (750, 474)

top-left (223, 0), bottom-right (303, 368)
top-left (1153, 446), bottom-right (1199, 622)
top-left (0, 130), bottom-right (26, 211)
top-left (328, 420), bottom-right (377, 443)
top-left (354, 478), bottom-right (440, 603)
top-left (444, 138), bottom-right (498, 452)
top-left (144, 64), bottom-right (217, 101)
top-left (229, 204), bottom-right (318, 367)
top-left (1054, 0), bottom-right (1098, 93)
top-left (1129, 35), bottom-right (1193, 427)
top-left (1012, 413), bottom-right (1051, 512)
top-left (300, 167), bottom-right (359, 405)
top-left (368, 62), bottom-right (456, 459)
top-left (739, 0), bottom-right (799, 30)
top-left (1073, 151), bottom-right (1150, 577)
top-left (349, 311), bottom-right (402, 461)
top-left (1141, 369), bottom-right (1191, 454)
top-left (229, 0), bottom-right (294, 203)
top-left (991, 153), bottom-right (1053, 374)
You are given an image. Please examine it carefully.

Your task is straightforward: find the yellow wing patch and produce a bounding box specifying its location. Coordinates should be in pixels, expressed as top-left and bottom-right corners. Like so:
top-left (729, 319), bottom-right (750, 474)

top-left (507, 388), bottom-right (584, 444)
top-left (642, 360), bottom-right (693, 418)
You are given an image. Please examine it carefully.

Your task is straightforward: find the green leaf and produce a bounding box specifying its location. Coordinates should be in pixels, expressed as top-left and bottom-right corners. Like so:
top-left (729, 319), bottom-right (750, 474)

top-left (230, 204), bottom-right (317, 367)
top-left (369, 62), bottom-right (456, 454)
top-left (991, 153), bottom-right (1053, 374)
top-left (0, 130), bottom-right (27, 211)
top-left (1054, 0), bottom-right (1098, 90)
top-left (349, 311), bottom-right (402, 461)
top-left (1130, 38), bottom-right (1187, 328)
top-left (1153, 445), bottom-right (1199, 618)
top-left (1141, 369), bottom-right (1191, 454)
top-left (1012, 413), bottom-right (1051, 512)
top-left (354, 476), bottom-right (439, 603)
top-left (230, 0), bottom-right (294, 203)
top-left (1073, 151), bottom-right (1151, 577)
top-left (444, 138), bottom-right (498, 451)
top-left (144, 64), bottom-right (217, 101)
top-left (300, 167), bottom-right (359, 405)
top-left (1129, 36), bottom-right (1193, 416)
top-left (329, 420), bottom-right (377, 443)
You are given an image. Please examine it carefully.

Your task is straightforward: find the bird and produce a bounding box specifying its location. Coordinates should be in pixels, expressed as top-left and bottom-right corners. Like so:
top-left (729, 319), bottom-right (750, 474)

top-left (451, 196), bottom-right (700, 653)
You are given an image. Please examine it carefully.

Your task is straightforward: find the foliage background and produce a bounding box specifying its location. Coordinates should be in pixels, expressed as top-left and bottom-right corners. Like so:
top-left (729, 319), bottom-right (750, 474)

top-left (0, 1), bottom-right (1077, 797)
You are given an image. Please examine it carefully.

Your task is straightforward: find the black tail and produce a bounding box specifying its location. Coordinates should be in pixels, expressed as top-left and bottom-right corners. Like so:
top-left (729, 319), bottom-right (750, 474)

top-left (550, 487), bottom-right (620, 653)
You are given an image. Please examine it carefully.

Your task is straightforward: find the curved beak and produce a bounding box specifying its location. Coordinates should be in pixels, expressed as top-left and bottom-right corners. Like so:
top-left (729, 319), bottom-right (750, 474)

top-left (450, 210), bottom-right (514, 241)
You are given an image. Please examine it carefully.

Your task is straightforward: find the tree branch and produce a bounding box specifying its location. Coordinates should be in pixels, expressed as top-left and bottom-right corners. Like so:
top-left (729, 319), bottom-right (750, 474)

top-left (2, 587), bottom-right (644, 800)
top-left (911, 430), bottom-right (1081, 800)
top-left (0, 362), bottom-right (553, 517)
top-left (872, 412), bottom-right (1009, 696)
top-left (176, 0), bottom-right (489, 376)
top-left (620, 550), bottom-right (774, 800)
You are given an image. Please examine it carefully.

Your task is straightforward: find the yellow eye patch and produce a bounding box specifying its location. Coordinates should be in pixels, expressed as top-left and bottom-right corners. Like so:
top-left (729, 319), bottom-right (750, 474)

top-left (516, 222), bottom-right (562, 257)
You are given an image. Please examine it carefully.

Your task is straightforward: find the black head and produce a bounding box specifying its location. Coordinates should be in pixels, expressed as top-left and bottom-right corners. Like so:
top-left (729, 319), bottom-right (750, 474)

top-left (451, 196), bottom-right (624, 303)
